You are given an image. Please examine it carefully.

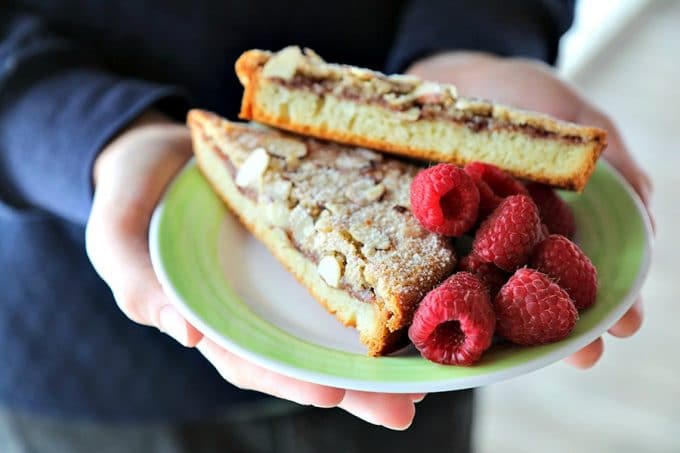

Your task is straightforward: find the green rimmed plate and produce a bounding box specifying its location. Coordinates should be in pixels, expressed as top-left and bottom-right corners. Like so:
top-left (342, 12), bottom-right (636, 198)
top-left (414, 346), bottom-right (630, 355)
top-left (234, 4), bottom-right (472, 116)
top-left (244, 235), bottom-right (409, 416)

top-left (149, 160), bottom-right (652, 392)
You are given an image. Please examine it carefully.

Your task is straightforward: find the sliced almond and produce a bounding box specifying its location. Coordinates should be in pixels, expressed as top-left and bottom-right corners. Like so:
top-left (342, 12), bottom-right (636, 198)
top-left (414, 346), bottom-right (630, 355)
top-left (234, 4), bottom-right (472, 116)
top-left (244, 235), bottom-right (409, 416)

top-left (263, 136), bottom-right (308, 160)
top-left (314, 210), bottom-right (333, 233)
top-left (317, 255), bottom-right (343, 288)
top-left (348, 222), bottom-right (391, 252)
top-left (289, 204), bottom-right (315, 244)
top-left (324, 202), bottom-right (350, 218)
top-left (345, 180), bottom-right (385, 205)
top-left (455, 98), bottom-right (492, 116)
top-left (354, 148), bottom-right (383, 161)
top-left (264, 201), bottom-right (290, 228)
top-left (335, 154), bottom-right (371, 170)
top-left (262, 179), bottom-right (292, 202)
top-left (303, 47), bottom-right (325, 64)
top-left (388, 74), bottom-right (421, 85)
top-left (413, 81), bottom-right (443, 101)
top-left (262, 46), bottom-right (303, 80)
top-left (349, 66), bottom-right (375, 81)
top-left (384, 92), bottom-right (415, 107)
top-left (363, 183), bottom-right (386, 202)
top-left (236, 147), bottom-right (270, 188)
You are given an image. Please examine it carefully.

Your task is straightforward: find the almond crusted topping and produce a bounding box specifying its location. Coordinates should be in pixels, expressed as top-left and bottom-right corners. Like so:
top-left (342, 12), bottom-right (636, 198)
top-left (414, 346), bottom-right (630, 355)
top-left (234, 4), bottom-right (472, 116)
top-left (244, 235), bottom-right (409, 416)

top-left (387, 74), bottom-right (421, 85)
top-left (455, 98), bottom-right (493, 116)
top-left (317, 254), bottom-right (343, 287)
top-left (262, 179), bottom-right (292, 202)
top-left (354, 148), bottom-right (383, 161)
top-left (323, 202), bottom-right (350, 218)
top-left (261, 46), bottom-right (303, 80)
top-left (289, 204), bottom-right (315, 244)
top-left (348, 66), bottom-right (375, 81)
top-left (263, 136), bottom-right (308, 160)
top-left (412, 81), bottom-right (457, 104)
top-left (348, 221), bottom-right (391, 253)
top-left (335, 153), bottom-right (372, 170)
top-left (221, 124), bottom-right (456, 306)
top-left (412, 82), bottom-right (443, 103)
top-left (263, 201), bottom-right (290, 228)
top-left (345, 180), bottom-right (385, 205)
top-left (235, 147), bottom-right (269, 188)
top-left (314, 209), bottom-right (333, 233)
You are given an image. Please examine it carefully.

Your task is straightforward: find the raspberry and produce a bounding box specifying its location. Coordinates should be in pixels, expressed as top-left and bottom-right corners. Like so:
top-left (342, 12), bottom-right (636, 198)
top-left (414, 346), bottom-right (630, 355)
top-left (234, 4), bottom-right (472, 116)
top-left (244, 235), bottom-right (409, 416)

top-left (530, 234), bottom-right (598, 310)
top-left (409, 272), bottom-right (495, 365)
top-left (471, 177), bottom-right (503, 220)
top-left (410, 164), bottom-right (480, 236)
top-left (472, 195), bottom-right (542, 271)
top-left (494, 268), bottom-right (578, 345)
top-left (526, 183), bottom-right (576, 238)
top-left (458, 253), bottom-right (510, 297)
top-left (464, 162), bottom-right (528, 199)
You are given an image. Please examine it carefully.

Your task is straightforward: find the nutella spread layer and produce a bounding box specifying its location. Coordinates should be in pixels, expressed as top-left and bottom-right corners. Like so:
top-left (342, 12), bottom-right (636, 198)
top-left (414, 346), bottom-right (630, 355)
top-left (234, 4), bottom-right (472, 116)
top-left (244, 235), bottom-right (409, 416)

top-left (236, 46), bottom-right (607, 191)
top-left (188, 110), bottom-right (457, 355)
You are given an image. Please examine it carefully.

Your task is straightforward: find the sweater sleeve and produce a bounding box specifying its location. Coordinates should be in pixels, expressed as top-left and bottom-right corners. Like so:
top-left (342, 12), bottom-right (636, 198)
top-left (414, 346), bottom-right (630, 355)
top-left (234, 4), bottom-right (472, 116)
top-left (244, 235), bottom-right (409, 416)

top-left (386, 0), bottom-right (575, 73)
top-left (0, 8), bottom-right (188, 225)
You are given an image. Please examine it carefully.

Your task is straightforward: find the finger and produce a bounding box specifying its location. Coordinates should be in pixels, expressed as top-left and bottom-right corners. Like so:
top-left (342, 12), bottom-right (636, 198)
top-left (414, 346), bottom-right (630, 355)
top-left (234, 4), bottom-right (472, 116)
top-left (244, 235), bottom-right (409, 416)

top-left (603, 140), bottom-right (652, 207)
top-left (608, 299), bottom-right (644, 338)
top-left (578, 109), bottom-right (654, 214)
top-left (602, 142), bottom-right (655, 233)
top-left (158, 304), bottom-right (204, 346)
top-left (197, 337), bottom-right (345, 408)
top-left (563, 337), bottom-right (604, 369)
top-left (410, 393), bottom-right (427, 403)
top-left (338, 391), bottom-right (416, 430)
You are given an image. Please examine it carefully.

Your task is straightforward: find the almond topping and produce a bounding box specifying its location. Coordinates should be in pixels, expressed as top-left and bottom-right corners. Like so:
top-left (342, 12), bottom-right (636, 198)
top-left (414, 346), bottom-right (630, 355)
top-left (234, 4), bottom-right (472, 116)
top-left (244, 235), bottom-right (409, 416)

top-left (261, 46), bottom-right (303, 80)
top-left (263, 136), bottom-right (308, 160)
top-left (317, 255), bottom-right (343, 288)
top-left (264, 201), bottom-right (290, 228)
top-left (236, 147), bottom-right (270, 188)
top-left (289, 204), bottom-right (315, 244)
top-left (262, 179), bottom-right (292, 202)
top-left (345, 180), bottom-right (385, 205)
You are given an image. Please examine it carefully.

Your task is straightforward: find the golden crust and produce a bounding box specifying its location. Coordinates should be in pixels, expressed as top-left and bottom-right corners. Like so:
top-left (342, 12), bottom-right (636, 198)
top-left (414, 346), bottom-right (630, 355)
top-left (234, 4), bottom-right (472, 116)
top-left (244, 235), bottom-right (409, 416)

top-left (235, 49), bottom-right (270, 120)
top-left (235, 48), bottom-right (607, 192)
top-left (188, 109), bottom-right (413, 356)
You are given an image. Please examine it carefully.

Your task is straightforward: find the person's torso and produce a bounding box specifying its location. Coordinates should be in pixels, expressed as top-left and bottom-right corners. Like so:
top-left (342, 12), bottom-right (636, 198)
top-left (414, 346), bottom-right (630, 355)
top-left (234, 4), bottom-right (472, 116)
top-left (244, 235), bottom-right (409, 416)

top-left (2, 0), bottom-right (407, 421)
top-left (18, 0), bottom-right (406, 117)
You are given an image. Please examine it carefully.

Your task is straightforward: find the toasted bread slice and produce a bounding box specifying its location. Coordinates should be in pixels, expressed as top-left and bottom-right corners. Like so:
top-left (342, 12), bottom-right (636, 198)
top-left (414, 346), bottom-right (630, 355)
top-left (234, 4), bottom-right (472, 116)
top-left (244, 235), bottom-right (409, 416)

top-left (236, 46), bottom-right (607, 191)
top-left (187, 110), bottom-right (456, 356)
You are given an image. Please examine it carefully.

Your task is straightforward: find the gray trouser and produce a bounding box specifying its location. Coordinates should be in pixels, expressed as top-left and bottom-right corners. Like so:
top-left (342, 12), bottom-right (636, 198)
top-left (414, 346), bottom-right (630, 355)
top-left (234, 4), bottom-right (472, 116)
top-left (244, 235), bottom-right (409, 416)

top-left (0, 391), bottom-right (473, 453)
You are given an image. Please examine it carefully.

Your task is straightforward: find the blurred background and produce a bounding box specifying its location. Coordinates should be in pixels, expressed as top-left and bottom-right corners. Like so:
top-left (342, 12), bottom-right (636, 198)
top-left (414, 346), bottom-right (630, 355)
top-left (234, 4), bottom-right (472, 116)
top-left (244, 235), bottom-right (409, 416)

top-left (474, 1), bottom-right (680, 451)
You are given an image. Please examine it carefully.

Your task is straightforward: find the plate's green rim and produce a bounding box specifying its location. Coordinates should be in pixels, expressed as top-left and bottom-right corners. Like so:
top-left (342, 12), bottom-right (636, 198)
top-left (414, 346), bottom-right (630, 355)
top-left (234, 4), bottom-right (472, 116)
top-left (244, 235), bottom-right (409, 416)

top-left (149, 159), bottom-right (653, 392)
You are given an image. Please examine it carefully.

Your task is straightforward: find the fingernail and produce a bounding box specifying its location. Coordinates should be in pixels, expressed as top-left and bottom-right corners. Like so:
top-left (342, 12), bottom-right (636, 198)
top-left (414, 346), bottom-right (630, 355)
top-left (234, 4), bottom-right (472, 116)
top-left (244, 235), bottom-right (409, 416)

top-left (159, 306), bottom-right (189, 346)
top-left (411, 394), bottom-right (427, 403)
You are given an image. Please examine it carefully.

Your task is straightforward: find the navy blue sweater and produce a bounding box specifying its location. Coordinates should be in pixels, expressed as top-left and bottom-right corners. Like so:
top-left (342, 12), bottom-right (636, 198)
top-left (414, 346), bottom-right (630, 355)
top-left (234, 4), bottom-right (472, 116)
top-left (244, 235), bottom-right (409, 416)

top-left (0, 0), bottom-right (574, 421)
